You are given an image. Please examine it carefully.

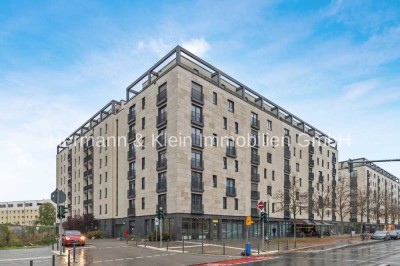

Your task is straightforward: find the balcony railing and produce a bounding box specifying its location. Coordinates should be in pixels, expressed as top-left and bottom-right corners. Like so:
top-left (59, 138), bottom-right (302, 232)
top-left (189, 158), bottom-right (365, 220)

top-left (127, 149), bottom-right (136, 161)
top-left (68, 192), bottom-right (72, 197)
top-left (191, 158), bottom-right (204, 170)
top-left (156, 89), bottom-right (167, 105)
top-left (191, 112), bottom-right (204, 126)
top-left (309, 172), bottom-right (314, 180)
top-left (284, 164), bottom-right (291, 174)
top-left (250, 137), bottom-right (259, 147)
top-left (68, 179), bottom-right (72, 186)
top-left (127, 169), bottom-right (136, 180)
top-left (226, 146), bottom-right (237, 158)
top-left (127, 207), bottom-right (136, 217)
top-left (251, 153), bottom-right (260, 165)
top-left (191, 203), bottom-right (204, 214)
top-left (84, 154), bottom-right (93, 165)
top-left (226, 187), bottom-right (237, 197)
top-left (308, 145), bottom-right (314, 154)
top-left (332, 156), bottom-right (337, 164)
top-left (68, 166), bottom-right (72, 173)
top-left (157, 112), bottom-right (168, 127)
top-left (83, 184), bottom-right (93, 192)
top-left (83, 139), bottom-right (93, 151)
top-left (309, 159), bottom-right (315, 167)
top-left (284, 146), bottom-right (291, 159)
top-left (251, 173), bottom-right (260, 183)
top-left (284, 175), bottom-right (290, 189)
top-left (83, 199), bottom-right (93, 205)
top-left (127, 189), bottom-right (136, 198)
top-left (191, 134), bottom-right (203, 148)
top-left (83, 169), bottom-right (93, 178)
top-left (191, 179), bottom-right (204, 192)
top-left (319, 174), bottom-right (324, 183)
top-left (156, 181), bottom-right (167, 193)
top-left (191, 88), bottom-right (204, 105)
top-left (251, 190), bottom-right (260, 200)
top-left (251, 118), bottom-right (260, 130)
top-left (127, 111), bottom-right (136, 124)
top-left (156, 158), bottom-right (167, 171)
top-left (68, 153), bottom-right (72, 161)
top-left (251, 208), bottom-right (259, 217)
top-left (284, 210), bottom-right (290, 219)
top-left (127, 130), bottom-right (136, 142)
top-left (156, 135), bottom-right (167, 149)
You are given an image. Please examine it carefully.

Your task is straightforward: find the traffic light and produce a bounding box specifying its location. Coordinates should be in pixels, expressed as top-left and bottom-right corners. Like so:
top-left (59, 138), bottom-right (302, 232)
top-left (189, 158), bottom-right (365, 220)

top-left (348, 159), bottom-right (353, 173)
top-left (57, 205), bottom-right (68, 219)
top-left (156, 207), bottom-right (165, 220)
top-left (260, 212), bottom-right (268, 223)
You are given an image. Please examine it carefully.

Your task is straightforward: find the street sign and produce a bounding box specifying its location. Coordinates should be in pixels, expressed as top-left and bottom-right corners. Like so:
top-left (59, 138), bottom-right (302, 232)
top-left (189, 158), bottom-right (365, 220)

top-left (246, 216), bottom-right (252, 226)
top-left (257, 201), bottom-right (264, 210)
top-left (51, 189), bottom-right (66, 204)
top-left (155, 217), bottom-right (159, 226)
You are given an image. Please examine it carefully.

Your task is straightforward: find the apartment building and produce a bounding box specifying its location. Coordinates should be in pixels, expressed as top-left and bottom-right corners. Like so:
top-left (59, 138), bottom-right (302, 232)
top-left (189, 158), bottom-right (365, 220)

top-left (0, 200), bottom-right (54, 226)
top-left (56, 46), bottom-right (338, 239)
top-left (339, 158), bottom-right (399, 232)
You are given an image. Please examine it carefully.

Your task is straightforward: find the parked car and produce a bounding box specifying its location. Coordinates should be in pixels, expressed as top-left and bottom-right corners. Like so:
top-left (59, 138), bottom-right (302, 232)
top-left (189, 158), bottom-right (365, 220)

top-left (388, 230), bottom-right (400, 240)
top-left (62, 230), bottom-right (86, 246)
top-left (371, 231), bottom-right (390, 241)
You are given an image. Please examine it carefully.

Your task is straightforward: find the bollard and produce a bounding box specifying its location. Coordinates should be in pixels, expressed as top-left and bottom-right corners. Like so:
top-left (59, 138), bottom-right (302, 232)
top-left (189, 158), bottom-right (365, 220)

top-left (201, 241), bottom-right (204, 254)
top-left (278, 241), bottom-right (280, 252)
top-left (52, 239), bottom-right (54, 250)
top-left (182, 238), bottom-right (185, 253)
top-left (30, 260), bottom-right (33, 266)
top-left (62, 242), bottom-right (65, 254)
top-left (52, 255), bottom-right (55, 266)
top-left (73, 243), bottom-right (76, 263)
top-left (258, 243), bottom-right (260, 254)
top-left (56, 239), bottom-right (59, 251)
top-left (167, 240), bottom-right (169, 251)
top-left (287, 240), bottom-right (289, 250)
top-left (68, 250), bottom-right (71, 266)
top-left (223, 242), bottom-right (225, 255)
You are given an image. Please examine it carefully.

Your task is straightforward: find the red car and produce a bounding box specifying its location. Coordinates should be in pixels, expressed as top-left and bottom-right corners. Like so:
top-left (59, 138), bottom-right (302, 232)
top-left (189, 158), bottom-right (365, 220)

top-left (62, 230), bottom-right (86, 246)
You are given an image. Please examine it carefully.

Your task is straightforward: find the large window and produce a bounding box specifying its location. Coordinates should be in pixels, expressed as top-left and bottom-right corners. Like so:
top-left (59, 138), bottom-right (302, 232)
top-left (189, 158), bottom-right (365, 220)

top-left (228, 100), bottom-right (234, 112)
top-left (191, 127), bottom-right (203, 147)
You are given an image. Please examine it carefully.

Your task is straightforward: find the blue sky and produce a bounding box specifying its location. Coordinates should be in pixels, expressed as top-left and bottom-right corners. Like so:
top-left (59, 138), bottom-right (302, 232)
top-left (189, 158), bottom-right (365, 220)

top-left (0, 0), bottom-right (400, 201)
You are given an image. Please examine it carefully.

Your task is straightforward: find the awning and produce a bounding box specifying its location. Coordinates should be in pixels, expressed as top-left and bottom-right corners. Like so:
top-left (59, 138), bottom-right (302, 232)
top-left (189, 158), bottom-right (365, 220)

top-left (295, 220), bottom-right (306, 225)
top-left (304, 220), bottom-right (315, 225)
top-left (323, 222), bottom-right (332, 226)
top-left (313, 221), bottom-right (322, 225)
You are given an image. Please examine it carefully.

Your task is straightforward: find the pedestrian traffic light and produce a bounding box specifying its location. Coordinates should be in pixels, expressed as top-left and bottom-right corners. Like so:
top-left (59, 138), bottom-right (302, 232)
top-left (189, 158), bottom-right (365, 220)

top-left (57, 205), bottom-right (68, 219)
top-left (156, 208), bottom-right (164, 220)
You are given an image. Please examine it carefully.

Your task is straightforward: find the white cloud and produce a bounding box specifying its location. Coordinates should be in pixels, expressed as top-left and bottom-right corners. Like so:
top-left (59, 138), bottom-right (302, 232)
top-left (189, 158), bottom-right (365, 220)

top-left (181, 38), bottom-right (211, 57)
top-left (342, 79), bottom-right (377, 101)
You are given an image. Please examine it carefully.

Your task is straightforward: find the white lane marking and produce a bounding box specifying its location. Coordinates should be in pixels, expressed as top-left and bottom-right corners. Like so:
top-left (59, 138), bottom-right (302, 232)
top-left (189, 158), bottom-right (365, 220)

top-left (115, 258), bottom-right (124, 261)
top-left (136, 256), bottom-right (143, 259)
top-left (104, 259), bottom-right (114, 262)
top-left (146, 255), bottom-right (153, 258)
top-left (0, 256), bottom-right (52, 262)
top-left (126, 258), bottom-right (135, 260)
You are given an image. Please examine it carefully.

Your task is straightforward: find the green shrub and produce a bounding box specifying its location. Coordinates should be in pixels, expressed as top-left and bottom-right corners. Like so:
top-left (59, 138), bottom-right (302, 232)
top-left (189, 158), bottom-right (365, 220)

top-left (147, 231), bottom-right (169, 241)
top-left (85, 230), bottom-right (103, 239)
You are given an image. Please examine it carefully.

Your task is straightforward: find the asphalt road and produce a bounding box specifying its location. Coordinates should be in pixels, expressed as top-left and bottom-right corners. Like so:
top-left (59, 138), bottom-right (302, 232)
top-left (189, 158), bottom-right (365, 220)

top-left (251, 240), bottom-right (400, 266)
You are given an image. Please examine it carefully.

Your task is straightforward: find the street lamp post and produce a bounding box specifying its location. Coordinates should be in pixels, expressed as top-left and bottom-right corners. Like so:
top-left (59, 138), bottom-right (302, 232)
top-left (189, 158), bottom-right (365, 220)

top-left (266, 195), bottom-right (271, 246)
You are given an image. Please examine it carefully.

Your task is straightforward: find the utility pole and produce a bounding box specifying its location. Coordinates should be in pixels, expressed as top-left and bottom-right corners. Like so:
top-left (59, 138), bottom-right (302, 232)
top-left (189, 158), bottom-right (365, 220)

top-left (58, 189), bottom-right (63, 256)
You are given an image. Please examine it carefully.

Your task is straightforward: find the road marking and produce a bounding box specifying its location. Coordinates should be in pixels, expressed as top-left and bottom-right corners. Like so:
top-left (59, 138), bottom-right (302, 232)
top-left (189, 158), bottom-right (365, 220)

top-left (104, 259), bottom-right (114, 262)
top-left (136, 256), bottom-right (143, 259)
top-left (115, 258), bottom-right (124, 261)
top-left (0, 256), bottom-right (52, 262)
top-left (126, 258), bottom-right (135, 260)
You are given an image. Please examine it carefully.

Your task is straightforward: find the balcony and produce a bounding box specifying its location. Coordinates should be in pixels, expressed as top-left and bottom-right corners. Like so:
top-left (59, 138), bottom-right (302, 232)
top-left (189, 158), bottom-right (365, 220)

top-left (83, 199), bottom-right (93, 206)
top-left (226, 187), bottom-right (237, 197)
top-left (226, 146), bottom-right (237, 158)
top-left (308, 145), bottom-right (314, 154)
top-left (84, 139), bottom-right (93, 151)
top-left (284, 210), bottom-right (290, 219)
top-left (284, 135), bottom-right (291, 144)
top-left (191, 88), bottom-right (204, 105)
top-left (332, 156), bottom-right (337, 164)
top-left (68, 153), bottom-right (72, 161)
top-left (127, 169), bottom-right (136, 180)
top-left (251, 118), bottom-right (260, 130)
top-left (84, 154), bottom-right (93, 165)
top-left (156, 158), bottom-right (167, 171)
top-left (156, 181), bottom-right (167, 193)
top-left (127, 130), bottom-right (136, 143)
top-left (309, 159), bottom-right (315, 167)
top-left (284, 164), bottom-right (291, 174)
top-left (127, 149), bottom-right (136, 161)
top-left (156, 135), bottom-right (167, 150)
top-left (309, 213), bottom-right (314, 220)
top-left (156, 89), bottom-right (167, 106)
top-left (156, 112), bottom-right (168, 127)
top-left (251, 190), bottom-right (260, 200)
top-left (191, 179), bottom-right (204, 192)
top-left (309, 172), bottom-right (314, 181)
top-left (191, 158), bottom-right (204, 171)
top-left (127, 189), bottom-right (136, 199)
top-left (332, 179), bottom-right (337, 187)
top-left (309, 187), bottom-right (314, 193)
top-left (127, 111), bottom-right (136, 124)
top-left (68, 179), bottom-right (72, 186)
top-left (251, 173), bottom-right (260, 183)
top-left (68, 166), bottom-right (72, 173)
top-left (284, 146), bottom-right (291, 159)
top-left (68, 192), bottom-right (72, 197)
top-left (191, 203), bottom-right (204, 214)
top-left (250, 137), bottom-right (259, 147)
top-left (191, 134), bottom-right (204, 149)
top-left (83, 169), bottom-right (93, 179)
top-left (127, 207), bottom-right (136, 217)
top-left (284, 175), bottom-right (290, 189)
top-left (251, 153), bottom-right (260, 165)
top-left (83, 184), bottom-right (93, 192)
top-left (251, 208), bottom-right (259, 217)
top-left (191, 112), bottom-right (204, 127)
top-left (319, 174), bottom-right (324, 183)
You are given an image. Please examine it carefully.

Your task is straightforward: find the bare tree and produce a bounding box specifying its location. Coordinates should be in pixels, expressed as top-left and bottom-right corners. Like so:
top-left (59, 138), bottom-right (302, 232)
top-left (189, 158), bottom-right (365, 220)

top-left (274, 173), bottom-right (308, 245)
top-left (357, 188), bottom-right (368, 232)
top-left (334, 176), bottom-right (350, 234)
top-left (371, 191), bottom-right (385, 228)
top-left (389, 199), bottom-right (399, 225)
top-left (313, 182), bottom-right (332, 238)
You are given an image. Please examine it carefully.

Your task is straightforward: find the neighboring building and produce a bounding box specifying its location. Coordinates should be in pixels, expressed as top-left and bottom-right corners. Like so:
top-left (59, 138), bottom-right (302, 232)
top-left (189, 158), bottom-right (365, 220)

top-left (0, 199), bottom-right (54, 226)
top-left (56, 46), bottom-right (338, 239)
top-left (339, 158), bottom-right (399, 232)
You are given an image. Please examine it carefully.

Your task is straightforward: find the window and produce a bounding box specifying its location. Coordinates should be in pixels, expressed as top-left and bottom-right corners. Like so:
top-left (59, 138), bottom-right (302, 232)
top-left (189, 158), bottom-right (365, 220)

top-left (296, 163), bottom-right (300, 172)
top-left (319, 146), bottom-right (322, 154)
top-left (228, 100), bottom-right (234, 112)
top-left (99, 205), bottom-right (102, 215)
top-left (192, 105), bottom-right (202, 124)
top-left (142, 117), bottom-right (145, 130)
top-left (322, 160), bottom-right (324, 167)
top-left (223, 197), bottom-right (227, 209)
top-left (142, 97), bottom-right (145, 110)
top-left (99, 159), bottom-right (102, 168)
top-left (234, 122), bottom-right (239, 134)
top-left (191, 150), bottom-right (202, 168)
top-left (284, 128), bottom-right (290, 136)
top-left (142, 137), bottom-right (145, 150)
top-left (234, 199), bottom-right (238, 210)
top-left (300, 150), bottom-right (302, 159)
top-left (267, 120), bottom-right (272, 130)
top-left (213, 92), bottom-right (217, 105)
top-left (213, 134), bottom-right (218, 146)
top-left (99, 174), bottom-right (102, 184)
top-left (105, 156), bottom-right (108, 166)
top-left (272, 170), bottom-right (275, 181)
top-left (142, 157), bottom-right (145, 169)
top-left (267, 186), bottom-right (272, 196)
top-left (300, 178), bottom-right (302, 187)
top-left (191, 127), bottom-right (203, 147)
top-left (223, 117), bottom-right (227, 129)
top-left (192, 194), bottom-right (202, 209)
top-left (105, 188), bottom-right (107, 198)
top-left (234, 160), bottom-right (238, 172)
top-left (141, 197), bottom-right (145, 209)
top-left (227, 178), bottom-right (235, 189)
top-left (105, 204), bottom-right (107, 214)
top-left (105, 172), bottom-right (108, 182)
top-left (99, 190), bottom-right (102, 199)
top-left (272, 203), bottom-right (275, 213)
top-left (264, 168), bottom-right (267, 179)
top-left (267, 153), bottom-right (272, 163)
top-left (213, 175), bottom-right (217, 187)
top-left (223, 157), bottom-right (227, 169)
top-left (142, 177), bottom-right (145, 190)
top-left (293, 147), bottom-right (296, 157)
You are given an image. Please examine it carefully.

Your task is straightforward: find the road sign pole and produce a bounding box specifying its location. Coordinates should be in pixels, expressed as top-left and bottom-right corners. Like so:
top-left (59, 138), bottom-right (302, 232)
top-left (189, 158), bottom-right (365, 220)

top-left (58, 189), bottom-right (63, 256)
top-left (160, 217), bottom-right (163, 248)
top-left (261, 212), bottom-right (264, 252)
